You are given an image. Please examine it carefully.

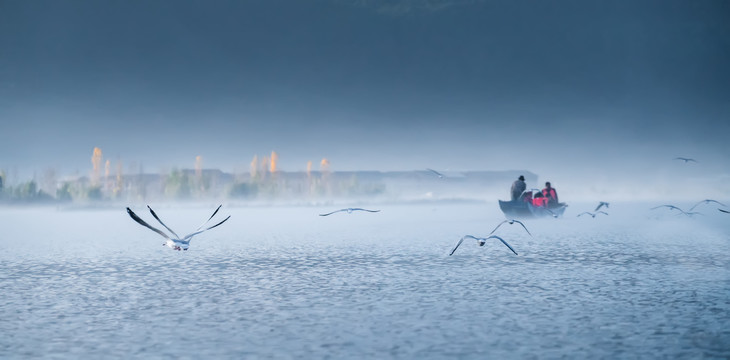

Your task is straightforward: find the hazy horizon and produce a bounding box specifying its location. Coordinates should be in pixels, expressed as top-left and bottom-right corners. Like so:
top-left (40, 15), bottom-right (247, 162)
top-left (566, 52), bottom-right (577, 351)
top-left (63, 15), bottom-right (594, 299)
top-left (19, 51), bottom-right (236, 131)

top-left (2, 0), bottom-right (729, 200)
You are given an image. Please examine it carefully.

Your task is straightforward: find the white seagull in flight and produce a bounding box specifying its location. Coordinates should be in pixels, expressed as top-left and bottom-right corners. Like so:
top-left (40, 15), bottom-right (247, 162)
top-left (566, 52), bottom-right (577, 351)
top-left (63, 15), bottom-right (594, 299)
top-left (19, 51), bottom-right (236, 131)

top-left (650, 204), bottom-right (684, 212)
top-left (577, 211), bottom-right (608, 218)
top-left (319, 208), bottom-right (381, 216)
top-left (449, 235), bottom-right (518, 256)
top-left (650, 205), bottom-right (700, 217)
top-left (426, 168), bottom-right (446, 178)
top-left (489, 219), bottom-right (532, 236)
top-left (594, 202), bottom-right (610, 212)
top-left (127, 205), bottom-right (230, 251)
top-left (688, 199), bottom-right (727, 212)
top-left (674, 157), bottom-right (698, 163)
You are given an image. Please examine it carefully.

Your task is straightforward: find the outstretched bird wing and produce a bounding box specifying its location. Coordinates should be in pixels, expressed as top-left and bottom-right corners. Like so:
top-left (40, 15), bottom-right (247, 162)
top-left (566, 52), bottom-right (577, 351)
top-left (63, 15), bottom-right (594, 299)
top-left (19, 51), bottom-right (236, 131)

top-left (485, 235), bottom-right (518, 255)
top-left (719, 209), bottom-right (729, 214)
top-left (351, 208), bottom-right (381, 213)
top-left (182, 215), bottom-right (231, 241)
top-left (489, 220), bottom-right (509, 235)
top-left (689, 199), bottom-right (727, 212)
top-left (194, 205), bottom-right (223, 231)
top-left (426, 168), bottom-right (445, 178)
top-left (449, 236), bottom-right (467, 256)
top-left (595, 202), bottom-right (609, 212)
top-left (490, 220), bottom-right (532, 236)
top-left (147, 205), bottom-right (180, 239)
top-left (127, 207), bottom-right (170, 240)
top-left (319, 209), bottom-right (346, 216)
top-left (651, 205), bottom-right (681, 211)
top-left (512, 220), bottom-right (532, 236)
top-left (449, 235), bottom-right (479, 256)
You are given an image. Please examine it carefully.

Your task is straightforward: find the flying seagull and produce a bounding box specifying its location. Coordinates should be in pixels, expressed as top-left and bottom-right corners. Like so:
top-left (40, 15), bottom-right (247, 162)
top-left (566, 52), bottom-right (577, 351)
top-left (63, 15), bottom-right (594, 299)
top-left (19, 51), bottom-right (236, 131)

top-left (319, 208), bottom-right (381, 216)
top-left (521, 188), bottom-right (541, 197)
top-left (689, 199), bottom-right (727, 212)
top-left (449, 235), bottom-right (518, 256)
top-left (577, 211), bottom-right (608, 218)
top-left (127, 205), bottom-right (230, 251)
top-left (594, 201), bottom-right (610, 212)
top-left (650, 205), bottom-right (698, 217)
top-left (426, 168), bottom-right (445, 178)
top-left (489, 219), bottom-right (532, 236)
top-left (674, 157), bottom-right (698, 163)
top-left (650, 204), bottom-right (684, 212)
top-left (682, 211), bottom-right (703, 217)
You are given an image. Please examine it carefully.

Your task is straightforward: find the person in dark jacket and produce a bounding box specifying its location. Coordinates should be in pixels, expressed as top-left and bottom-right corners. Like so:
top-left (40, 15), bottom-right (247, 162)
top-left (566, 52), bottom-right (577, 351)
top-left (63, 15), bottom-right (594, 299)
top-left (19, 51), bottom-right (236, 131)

top-left (511, 175), bottom-right (526, 201)
top-left (542, 182), bottom-right (558, 206)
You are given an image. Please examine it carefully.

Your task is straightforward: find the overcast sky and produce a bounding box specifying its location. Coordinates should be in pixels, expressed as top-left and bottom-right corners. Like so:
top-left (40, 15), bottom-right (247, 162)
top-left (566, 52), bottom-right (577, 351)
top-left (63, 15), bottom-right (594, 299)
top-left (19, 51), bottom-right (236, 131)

top-left (1, 0), bottom-right (729, 197)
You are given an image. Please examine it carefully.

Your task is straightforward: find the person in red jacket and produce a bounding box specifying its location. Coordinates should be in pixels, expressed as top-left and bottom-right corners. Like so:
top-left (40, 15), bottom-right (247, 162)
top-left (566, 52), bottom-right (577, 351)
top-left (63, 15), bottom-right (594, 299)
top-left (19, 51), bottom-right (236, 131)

top-left (542, 182), bottom-right (559, 206)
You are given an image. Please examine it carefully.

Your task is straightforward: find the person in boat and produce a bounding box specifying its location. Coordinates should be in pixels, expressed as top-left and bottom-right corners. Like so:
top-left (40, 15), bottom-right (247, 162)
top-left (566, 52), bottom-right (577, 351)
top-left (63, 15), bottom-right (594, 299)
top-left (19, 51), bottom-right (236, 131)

top-left (542, 181), bottom-right (559, 207)
top-left (511, 175), bottom-right (526, 201)
top-left (532, 191), bottom-right (548, 207)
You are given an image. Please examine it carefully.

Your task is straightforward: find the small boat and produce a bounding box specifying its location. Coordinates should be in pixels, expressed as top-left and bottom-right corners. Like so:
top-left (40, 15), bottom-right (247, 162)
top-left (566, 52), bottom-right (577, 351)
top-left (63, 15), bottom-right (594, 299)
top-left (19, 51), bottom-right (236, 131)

top-left (499, 189), bottom-right (567, 219)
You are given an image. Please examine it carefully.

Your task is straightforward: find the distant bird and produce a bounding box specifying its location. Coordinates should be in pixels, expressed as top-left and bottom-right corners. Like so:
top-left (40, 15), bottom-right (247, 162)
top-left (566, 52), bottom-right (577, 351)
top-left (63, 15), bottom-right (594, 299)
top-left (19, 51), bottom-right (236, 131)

top-left (319, 208), bottom-right (381, 216)
top-left (426, 168), bottom-right (445, 178)
top-left (127, 205), bottom-right (230, 251)
top-left (521, 188), bottom-right (541, 197)
top-left (650, 205), bottom-right (699, 217)
top-left (689, 199), bottom-right (727, 212)
top-left (449, 235), bottom-right (518, 256)
top-left (651, 205), bottom-right (684, 212)
top-left (674, 157), bottom-right (698, 163)
top-left (594, 201), bottom-right (610, 212)
top-left (489, 219), bottom-right (532, 236)
top-left (719, 209), bottom-right (729, 214)
top-left (577, 211), bottom-right (608, 218)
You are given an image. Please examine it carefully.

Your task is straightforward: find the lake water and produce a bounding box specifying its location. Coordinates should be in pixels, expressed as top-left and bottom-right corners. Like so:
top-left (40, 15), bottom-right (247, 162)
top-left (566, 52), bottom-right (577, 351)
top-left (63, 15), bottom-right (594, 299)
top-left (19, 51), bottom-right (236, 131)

top-left (1, 203), bottom-right (729, 358)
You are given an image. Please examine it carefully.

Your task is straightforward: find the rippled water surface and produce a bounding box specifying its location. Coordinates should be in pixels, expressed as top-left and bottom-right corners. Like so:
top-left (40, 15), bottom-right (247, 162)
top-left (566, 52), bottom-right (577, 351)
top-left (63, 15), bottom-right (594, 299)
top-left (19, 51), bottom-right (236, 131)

top-left (1, 203), bottom-right (729, 358)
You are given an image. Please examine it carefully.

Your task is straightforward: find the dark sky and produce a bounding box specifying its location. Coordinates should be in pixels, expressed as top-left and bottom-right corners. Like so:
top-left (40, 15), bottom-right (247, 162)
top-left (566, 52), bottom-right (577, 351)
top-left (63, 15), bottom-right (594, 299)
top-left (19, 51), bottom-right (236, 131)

top-left (1, 0), bottom-right (729, 194)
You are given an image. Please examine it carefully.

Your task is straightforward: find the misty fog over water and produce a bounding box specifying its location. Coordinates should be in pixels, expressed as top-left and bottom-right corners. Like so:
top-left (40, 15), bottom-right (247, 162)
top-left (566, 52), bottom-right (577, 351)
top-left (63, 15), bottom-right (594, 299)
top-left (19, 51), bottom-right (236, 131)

top-left (1, 203), bottom-right (729, 358)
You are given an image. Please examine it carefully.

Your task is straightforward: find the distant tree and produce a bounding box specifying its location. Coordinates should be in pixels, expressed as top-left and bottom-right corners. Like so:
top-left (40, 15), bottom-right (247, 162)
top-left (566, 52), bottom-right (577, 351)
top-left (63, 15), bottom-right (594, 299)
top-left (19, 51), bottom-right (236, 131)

top-left (229, 182), bottom-right (259, 199)
top-left (56, 182), bottom-right (73, 202)
top-left (165, 169), bottom-right (191, 199)
top-left (87, 185), bottom-right (102, 200)
top-left (13, 180), bottom-right (37, 199)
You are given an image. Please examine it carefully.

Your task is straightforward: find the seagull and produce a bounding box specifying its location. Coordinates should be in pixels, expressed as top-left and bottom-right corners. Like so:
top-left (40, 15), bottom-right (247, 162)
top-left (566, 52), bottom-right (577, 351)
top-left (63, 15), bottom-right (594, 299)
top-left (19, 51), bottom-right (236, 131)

top-left (650, 205), bottom-right (697, 217)
top-left (674, 157), bottom-right (698, 163)
top-left (650, 205), bottom-right (684, 212)
top-left (719, 209), bottom-right (729, 214)
top-left (319, 208), bottom-right (381, 216)
top-left (127, 205), bottom-right (230, 251)
top-left (594, 201), bottom-right (610, 212)
top-left (689, 199), bottom-right (727, 212)
top-left (426, 168), bottom-right (445, 178)
top-left (449, 235), bottom-right (518, 256)
top-left (521, 188), bottom-right (541, 197)
top-left (489, 219), bottom-right (532, 236)
top-left (577, 211), bottom-right (608, 218)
